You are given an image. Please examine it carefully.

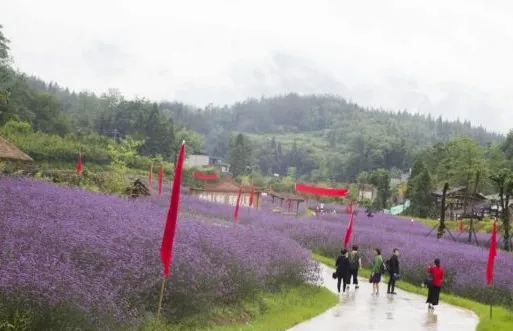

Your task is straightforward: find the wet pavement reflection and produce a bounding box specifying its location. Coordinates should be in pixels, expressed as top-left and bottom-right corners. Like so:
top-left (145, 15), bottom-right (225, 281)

top-left (287, 264), bottom-right (478, 331)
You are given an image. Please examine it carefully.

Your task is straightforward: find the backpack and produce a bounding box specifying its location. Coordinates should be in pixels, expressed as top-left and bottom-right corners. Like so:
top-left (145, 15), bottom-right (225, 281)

top-left (380, 259), bottom-right (388, 274)
top-left (349, 252), bottom-right (359, 270)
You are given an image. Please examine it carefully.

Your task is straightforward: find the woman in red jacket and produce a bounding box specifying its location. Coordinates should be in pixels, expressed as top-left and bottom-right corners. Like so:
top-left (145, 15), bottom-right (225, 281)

top-left (426, 258), bottom-right (444, 310)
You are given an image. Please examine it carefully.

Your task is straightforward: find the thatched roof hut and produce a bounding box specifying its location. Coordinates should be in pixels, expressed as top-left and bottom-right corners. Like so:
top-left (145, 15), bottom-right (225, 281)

top-left (0, 136), bottom-right (33, 162)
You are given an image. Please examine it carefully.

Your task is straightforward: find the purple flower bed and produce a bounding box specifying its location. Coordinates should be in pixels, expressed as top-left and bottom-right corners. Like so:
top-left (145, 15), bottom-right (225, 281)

top-left (0, 176), bottom-right (319, 328)
top-left (247, 210), bottom-right (513, 307)
top-left (151, 193), bottom-right (513, 306)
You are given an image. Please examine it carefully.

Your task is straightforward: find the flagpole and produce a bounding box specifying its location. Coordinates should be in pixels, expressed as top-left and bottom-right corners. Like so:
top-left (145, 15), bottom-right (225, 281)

top-left (157, 277), bottom-right (166, 317)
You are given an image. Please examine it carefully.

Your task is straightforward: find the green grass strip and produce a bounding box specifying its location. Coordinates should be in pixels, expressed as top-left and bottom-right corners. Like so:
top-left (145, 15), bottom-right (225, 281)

top-left (136, 284), bottom-right (337, 331)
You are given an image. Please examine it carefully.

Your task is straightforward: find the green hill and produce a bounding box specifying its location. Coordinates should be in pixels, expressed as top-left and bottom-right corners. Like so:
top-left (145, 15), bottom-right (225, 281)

top-left (0, 25), bottom-right (504, 182)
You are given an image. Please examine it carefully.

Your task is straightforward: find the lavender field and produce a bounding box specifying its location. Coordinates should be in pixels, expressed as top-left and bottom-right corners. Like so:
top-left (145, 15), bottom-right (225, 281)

top-left (0, 176), bottom-right (319, 329)
top-left (2, 175), bottom-right (513, 329)
top-left (151, 191), bottom-right (513, 308)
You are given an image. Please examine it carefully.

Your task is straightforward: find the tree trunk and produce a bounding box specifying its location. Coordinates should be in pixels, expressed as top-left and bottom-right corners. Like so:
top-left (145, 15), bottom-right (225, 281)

top-left (437, 183), bottom-right (449, 239)
top-left (468, 171), bottom-right (480, 243)
top-left (504, 194), bottom-right (511, 251)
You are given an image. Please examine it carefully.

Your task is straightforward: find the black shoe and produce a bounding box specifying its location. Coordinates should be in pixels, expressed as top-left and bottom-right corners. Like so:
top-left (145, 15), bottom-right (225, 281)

top-left (391, 292), bottom-right (397, 295)
top-left (355, 285), bottom-right (359, 289)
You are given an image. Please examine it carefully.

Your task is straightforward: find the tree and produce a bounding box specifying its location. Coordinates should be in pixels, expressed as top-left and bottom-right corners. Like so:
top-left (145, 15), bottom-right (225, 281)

top-left (226, 133), bottom-right (253, 177)
top-left (140, 103), bottom-right (175, 158)
top-left (405, 160), bottom-right (434, 218)
top-left (489, 169), bottom-right (513, 251)
top-left (0, 24), bottom-right (13, 106)
top-left (370, 169), bottom-right (391, 209)
top-left (0, 24), bottom-right (10, 63)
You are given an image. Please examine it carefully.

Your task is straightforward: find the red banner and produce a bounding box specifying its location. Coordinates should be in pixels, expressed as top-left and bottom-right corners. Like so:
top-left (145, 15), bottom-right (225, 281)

top-left (158, 164), bottom-right (164, 195)
top-left (234, 187), bottom-right (242, 223)
top-left (249, 183), bottom-right (255, 207)
top-left (160, 141), bottom-right (186, 278)
top-left (295, 183), bottom-right (348, 197)
top-left (192, 171), bottom-right (219, 180)
top-left (76, 153), bottom-right (83, 175)
top-left (343, 201), bottom-right (354, 248)
top-left (486, 221), bottom-right (497, 285)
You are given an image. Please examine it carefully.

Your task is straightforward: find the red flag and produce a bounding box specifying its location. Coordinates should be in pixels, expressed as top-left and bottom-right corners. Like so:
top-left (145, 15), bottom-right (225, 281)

top-left (148, 164), bottom-right (153, 195)
top-left (459, 219), bottom-right (464, 232)
top-left (343, 201), bottom-right (354, 248)
top-left (193, 171), bottom-right (219, 180)
top-left (158, 164), bottom-right (164, 195)
top-left (486, 221), bottom-right (498, 285)
top-left (234, 186), bottom-right (242, 223)
top-left (76, 153), bottom-right (83, 175)
top-left (160, 141), bottom-right (186, 278)
top-left (295, 183), bottom-right (348, 197)
top-left (249, 182), bottom-right (255, 207)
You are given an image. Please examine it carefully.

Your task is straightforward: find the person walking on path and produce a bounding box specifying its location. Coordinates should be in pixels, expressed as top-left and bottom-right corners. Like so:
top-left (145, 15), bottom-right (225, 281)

top-left (335, 248), bottom-right (350, 294)
top-left (387, 248), bottom-right (400, 295)
top-left (348, 245), bottom-right (362, 290)
top-left (426, 258), bottom-right (444, 310)
top-left (370, 248), bottom-right (384, 295)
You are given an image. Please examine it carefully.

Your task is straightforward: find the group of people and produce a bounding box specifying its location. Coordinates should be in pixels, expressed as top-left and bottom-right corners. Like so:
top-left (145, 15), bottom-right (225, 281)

top-left (334, 245), bottom-right (445, 310)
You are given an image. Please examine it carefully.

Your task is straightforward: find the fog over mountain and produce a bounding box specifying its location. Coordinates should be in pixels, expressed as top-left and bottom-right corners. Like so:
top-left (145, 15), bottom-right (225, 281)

top-left (2, 0), bottom-right (513, 132)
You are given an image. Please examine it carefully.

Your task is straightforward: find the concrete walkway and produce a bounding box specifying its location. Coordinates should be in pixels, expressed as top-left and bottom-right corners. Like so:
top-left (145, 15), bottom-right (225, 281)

top-left (288, 264), bottom-right (479, 331)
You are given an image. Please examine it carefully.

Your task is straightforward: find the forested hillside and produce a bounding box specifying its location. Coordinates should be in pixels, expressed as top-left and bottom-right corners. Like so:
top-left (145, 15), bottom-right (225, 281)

top-left (0, 25), bottom-right (504, 182)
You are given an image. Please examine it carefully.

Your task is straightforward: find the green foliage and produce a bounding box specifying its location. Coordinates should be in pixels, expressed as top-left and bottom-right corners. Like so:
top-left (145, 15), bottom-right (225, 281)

top-left (102, 138), bottom-right (143, 194)
top-left (370, 169), bottom-right (391, 209)
top-left (406, 160), bottom-right (434, 218)
top-left (1, 120), bottom-right (111, 166)
top-left (0, 298), bottom-right (96, 331)
top-left (226, 134), bottom-right (253, 177)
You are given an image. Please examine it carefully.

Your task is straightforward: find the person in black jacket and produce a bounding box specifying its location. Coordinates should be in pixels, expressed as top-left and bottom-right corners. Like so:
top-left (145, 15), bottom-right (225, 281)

top-left (387, 248), bottom-right (400, 294)
top-left (335, 248), bottom-right (350, 294)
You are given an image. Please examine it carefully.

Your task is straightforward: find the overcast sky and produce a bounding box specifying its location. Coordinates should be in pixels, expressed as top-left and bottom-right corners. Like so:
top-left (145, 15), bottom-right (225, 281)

top-left (2, 0), bottom-right (513, 132)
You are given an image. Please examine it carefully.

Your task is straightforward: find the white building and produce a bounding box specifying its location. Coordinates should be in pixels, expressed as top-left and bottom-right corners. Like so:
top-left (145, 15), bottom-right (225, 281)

top-left (184, 154), bottom-right (230, 173)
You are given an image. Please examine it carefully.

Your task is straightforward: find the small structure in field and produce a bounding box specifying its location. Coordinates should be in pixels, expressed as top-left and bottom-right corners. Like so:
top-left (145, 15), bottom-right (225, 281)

top-left (124, 178), bottom-right (150, 198)
top-left (358, 184), bottom-right (375, 200)
top-left (267, 187), bottom-right (305, 217)
top-left (0, 136), bottom-right (33, 162)
top-left (431, 186), bottom-right (487, 220)
top-left (189, 176), bottom-right (262, 208)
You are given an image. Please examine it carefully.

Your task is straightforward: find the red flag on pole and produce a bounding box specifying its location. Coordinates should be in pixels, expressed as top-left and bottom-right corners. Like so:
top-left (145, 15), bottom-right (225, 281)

top-left (160, 141), bottom-right (185, 278)
top-left (158, 164), bottom-right (164, 195)
top-left (148, 164), bottom-right (153, 195)
top-left (486, 221), bottom-right (498, 285)
top-left (76, 152), bottom-right (83, 175)
top-left (249, 182), bottom-right (255, 207)
top-left (343, 201), bottom-right (354, 248)
top-left (234, 186), bottom-right (242, 223)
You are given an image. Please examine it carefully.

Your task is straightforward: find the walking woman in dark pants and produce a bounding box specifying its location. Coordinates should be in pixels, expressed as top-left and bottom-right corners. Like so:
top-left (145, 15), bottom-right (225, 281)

top-left (387, 248), bottom-right (400, 294)
top-left (335, 248), bottom-right (350, 294)
top-left (426, 258), bottom-right (445, 310)
top-left (348, 245), bottom-right (362, 290)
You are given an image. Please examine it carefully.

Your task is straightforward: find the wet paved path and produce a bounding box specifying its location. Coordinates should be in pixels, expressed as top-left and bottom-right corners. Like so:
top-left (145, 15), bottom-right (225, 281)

top-left (288, 264), bottom-right (478, 331)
